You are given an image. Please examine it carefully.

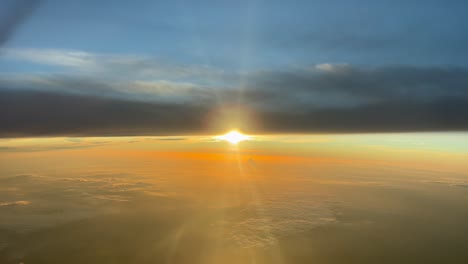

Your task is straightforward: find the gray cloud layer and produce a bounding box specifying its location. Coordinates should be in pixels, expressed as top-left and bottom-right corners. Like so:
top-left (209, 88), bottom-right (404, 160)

top-left (1, 64), bottom-right (468, 137)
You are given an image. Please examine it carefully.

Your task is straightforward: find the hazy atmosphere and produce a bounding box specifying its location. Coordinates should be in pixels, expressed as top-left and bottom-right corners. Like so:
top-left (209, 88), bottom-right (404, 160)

top-left (1, 0), bottom-right (468, 263)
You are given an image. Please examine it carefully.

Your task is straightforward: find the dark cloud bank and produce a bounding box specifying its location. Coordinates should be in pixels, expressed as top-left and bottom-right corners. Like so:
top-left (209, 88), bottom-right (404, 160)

top-left (1, 65), bottom-right (468, 137)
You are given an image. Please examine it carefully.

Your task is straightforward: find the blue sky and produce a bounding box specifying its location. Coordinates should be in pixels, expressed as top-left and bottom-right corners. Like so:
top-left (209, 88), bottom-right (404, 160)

top-left (1, 0), bottom-right (468, 136)
top-left (3, 0), bottom-right (468, 71)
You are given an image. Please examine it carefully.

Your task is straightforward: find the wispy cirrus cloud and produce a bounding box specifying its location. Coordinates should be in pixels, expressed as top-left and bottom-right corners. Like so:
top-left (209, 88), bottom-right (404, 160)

top-left (2, 48), bottom-right (96, 68)
top-left (1, 48), bottom-right (229, 83)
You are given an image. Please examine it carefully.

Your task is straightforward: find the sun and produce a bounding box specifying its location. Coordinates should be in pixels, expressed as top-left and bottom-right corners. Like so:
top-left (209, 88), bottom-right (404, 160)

top-left (217, 130), bottom-right (250, 144)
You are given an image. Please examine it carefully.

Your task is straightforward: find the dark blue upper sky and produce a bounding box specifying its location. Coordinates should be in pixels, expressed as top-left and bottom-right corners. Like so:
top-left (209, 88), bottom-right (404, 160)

top-left (3, 0), bottom-right (468, 71)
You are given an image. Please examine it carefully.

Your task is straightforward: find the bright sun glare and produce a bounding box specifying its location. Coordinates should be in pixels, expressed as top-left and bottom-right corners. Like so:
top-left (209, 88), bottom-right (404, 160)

top-left (217, 130), bottom-right (250, 144)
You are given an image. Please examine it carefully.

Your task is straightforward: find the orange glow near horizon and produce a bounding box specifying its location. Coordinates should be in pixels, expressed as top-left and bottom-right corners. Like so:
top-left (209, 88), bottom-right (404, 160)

top-left (1, 133), bottom-right (468, 175)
